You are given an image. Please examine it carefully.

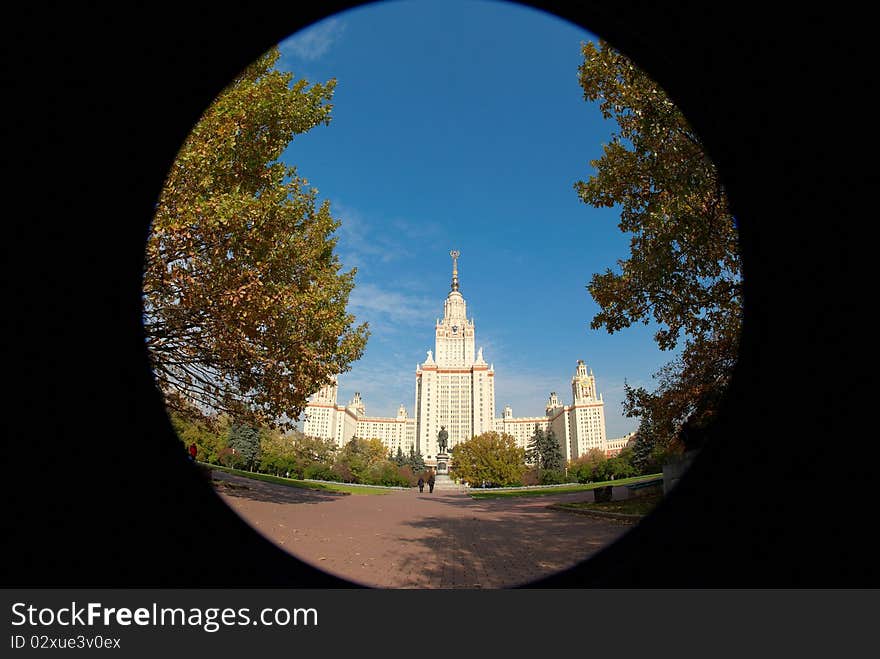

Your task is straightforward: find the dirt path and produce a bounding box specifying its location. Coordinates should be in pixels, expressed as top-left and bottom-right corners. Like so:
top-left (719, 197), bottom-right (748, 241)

top-left (213, 472), bottom-right (635, 588)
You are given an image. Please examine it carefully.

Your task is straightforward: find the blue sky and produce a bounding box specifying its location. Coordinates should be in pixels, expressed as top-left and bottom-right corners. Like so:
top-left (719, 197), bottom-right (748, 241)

top-left (275, 0), bottom-right (679, 439)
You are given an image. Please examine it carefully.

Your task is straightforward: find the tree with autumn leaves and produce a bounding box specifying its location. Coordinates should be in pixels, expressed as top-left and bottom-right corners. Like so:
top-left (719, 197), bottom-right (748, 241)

top-left (143, 47), bottom-right (368, 429)
top-left (450, 432), bottom-right (527, 487)
top-left (577, 41), bottom-right (742, 454)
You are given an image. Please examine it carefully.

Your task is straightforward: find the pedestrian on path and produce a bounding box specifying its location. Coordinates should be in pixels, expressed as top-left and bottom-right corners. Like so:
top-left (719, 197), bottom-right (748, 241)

top-left (417, 477), bottom-right (424, 493)
top-left (427, 473), bottom-right (435, 493)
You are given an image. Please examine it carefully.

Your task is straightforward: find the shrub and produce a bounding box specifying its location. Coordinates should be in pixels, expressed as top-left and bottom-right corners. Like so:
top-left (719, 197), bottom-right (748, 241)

top-left (539, 469), bottom-right (568, 485)
top-left (397, 465), bottom-right (418, 487)
top-left (303, 462), bottom-right (335, 481)
top-left (521, 468), bottom-right (541, 486)
top-left (331, 462), bottom-right (354, 483)
top-left (364, 460), bottom-right (410, 487)
top-left (569, 448), bottom-right (609, 483)
top-left (218, 447), bottom-right (244, 469)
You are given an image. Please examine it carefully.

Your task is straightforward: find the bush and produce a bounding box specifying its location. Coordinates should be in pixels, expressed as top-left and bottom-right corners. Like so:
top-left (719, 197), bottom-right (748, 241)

top-left (397, 465), bottom-right (418, 487)
top-left (364, 460), bottom-right (411, 487)
top-left (569, 448), bottom-right (607, 483)
top-left (521, 468), bottom-right (541, 486)
top-left (539, 469), bottom-right (568, 485)
top-left (259, 453), bottom-right (298, 477)
top-left (643, 444), bottom-right (681, 474)
top-left (331, 462), bottom-right (354, 483)
top-left (218, 447), bottom-right (244, 469)
top-left (609, 456), bottom-right (636, 479)
top-left (303, 462), bottom-right (335, 481)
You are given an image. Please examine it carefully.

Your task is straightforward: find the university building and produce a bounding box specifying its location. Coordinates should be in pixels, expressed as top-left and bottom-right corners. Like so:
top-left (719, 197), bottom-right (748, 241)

top-left (303, 252), bottom-right (624, 464)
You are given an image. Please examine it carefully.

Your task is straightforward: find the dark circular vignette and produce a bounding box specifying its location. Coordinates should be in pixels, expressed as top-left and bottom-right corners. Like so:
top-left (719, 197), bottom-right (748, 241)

top-left (5, 1), bottom-right (873, 588)
top-left (144, 0), bottom-right (745, 588)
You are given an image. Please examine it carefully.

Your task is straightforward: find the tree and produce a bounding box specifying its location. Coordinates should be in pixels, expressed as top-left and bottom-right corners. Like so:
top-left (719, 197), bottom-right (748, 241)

top-left (227, 421), bottom-right (261, 471)
top-left (527, 425), bottom-right (565, 472)
top-left (406, 446), bottom-right (425, 473)
top-left (575, 41), bottom-right (742, 452)
top-left (143, 46), bottom-right (369, 429)
top-left (292, 434), bottom-right (338, 469)
top-left (364, 460), bottom-right (411, 487)
top-left (450, 431), bottom-right (527, 487)
top-left (258, 427), bottom-right (299, 476)
top-left (168, 405), bottom-right (228, 464)
top-left (526, 425), bottom-right (544, 466)
top-left (334, 437), bottom-right (387, 483)
top-left (569, 448), bottom-right (607, 483)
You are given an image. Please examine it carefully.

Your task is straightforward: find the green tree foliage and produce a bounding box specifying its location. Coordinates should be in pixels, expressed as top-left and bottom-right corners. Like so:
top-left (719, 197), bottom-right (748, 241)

top-left (450, 431), bottom-right (527, 487)
top-left (527, 425), bottom-right (566, 472)
top-left (406, 446), bottom-right (426, 473)
top-left (569, 447), bottom-right (636, 482)
top-left (539, 468), bottom-right (568, 485)
top-left (393, 446), bottom-right (407, 467)
top-left (302, 462), bottom-right (336, 481)
top-left (569, 448), bottom-right (607, 483)
top-left (291, 434), bottom-right (338, 475)
top-left (576, 41), bottom-right (742, 451)
top-left (227, 421), bottom-right (261, 470)
top-left (258, 427), bottom-right (299, 476)
top-left (169, 407), bottom-right (228, 463)
top-left (143, 46), bottom-right (368, 429)
top-left (217, 446), bottom-right (244, 469)
top-left (630, 427), bottom-right (678, 475)
top-left (334, 437), bottom-right (387, 483)
top-left (364, 460), bottom-right (411, 487)
top-left (601, 449), bottom-right (637, 481)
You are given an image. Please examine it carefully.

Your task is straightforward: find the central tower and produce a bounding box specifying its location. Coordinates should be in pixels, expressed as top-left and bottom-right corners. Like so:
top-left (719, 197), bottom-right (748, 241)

top-left (435, 250), bottom-right (476, 367)
top-left (414, 251), bottom-right (495, 463)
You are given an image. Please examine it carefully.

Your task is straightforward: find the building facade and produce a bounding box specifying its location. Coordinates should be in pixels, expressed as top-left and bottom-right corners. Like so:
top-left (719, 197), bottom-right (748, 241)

top-left (302, 379), bottom-right (417, 454)
top-left (605, 431), bottom-right (637, 457)
top-left (303, 252), bottom-right (620, 462)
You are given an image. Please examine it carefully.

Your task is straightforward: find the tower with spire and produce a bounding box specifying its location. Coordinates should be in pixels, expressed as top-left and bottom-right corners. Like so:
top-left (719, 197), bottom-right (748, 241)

top-left (414, 251), bottom-right (495, 462)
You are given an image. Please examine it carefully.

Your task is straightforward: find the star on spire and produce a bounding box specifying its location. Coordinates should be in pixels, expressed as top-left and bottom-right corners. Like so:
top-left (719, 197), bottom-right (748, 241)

top-left (450, 249), bottom-right (460, 292)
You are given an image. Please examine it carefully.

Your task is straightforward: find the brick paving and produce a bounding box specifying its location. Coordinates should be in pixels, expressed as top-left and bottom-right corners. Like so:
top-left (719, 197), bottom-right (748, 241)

top-left (213, 471), bottom-right (635, 588)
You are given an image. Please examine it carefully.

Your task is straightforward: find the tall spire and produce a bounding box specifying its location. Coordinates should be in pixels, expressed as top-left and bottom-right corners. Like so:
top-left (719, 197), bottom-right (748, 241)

top-left (450, 249), bottom-right (460, 292)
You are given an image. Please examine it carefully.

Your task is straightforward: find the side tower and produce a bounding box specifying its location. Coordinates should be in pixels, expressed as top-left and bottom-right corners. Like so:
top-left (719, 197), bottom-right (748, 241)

top-left (567, 360), bottom-right (607, 458)
top-left (303, 375), bottom-right (340, 441)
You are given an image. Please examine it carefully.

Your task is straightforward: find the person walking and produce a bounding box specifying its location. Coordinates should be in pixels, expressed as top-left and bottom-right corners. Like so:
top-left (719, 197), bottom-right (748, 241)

top-left (188, 442), bottom-right (197, 462)
top-left (417, 477), bottom-right (425, 493)
top-left (427, 473), bottom-right (435, 493)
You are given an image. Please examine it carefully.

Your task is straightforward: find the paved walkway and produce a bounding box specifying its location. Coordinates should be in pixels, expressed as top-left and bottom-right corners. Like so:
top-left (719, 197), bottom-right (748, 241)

top-left (213, 472), bottom-right (635, 588)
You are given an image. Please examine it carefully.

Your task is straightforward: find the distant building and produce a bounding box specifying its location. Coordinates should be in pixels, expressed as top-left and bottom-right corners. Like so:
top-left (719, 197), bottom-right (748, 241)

top-left (301, 379), bottom-right (416, 455)
top-left (303, 252), bottom-right (616, 464)
top-left (605, 431), bottom-right (637, 457)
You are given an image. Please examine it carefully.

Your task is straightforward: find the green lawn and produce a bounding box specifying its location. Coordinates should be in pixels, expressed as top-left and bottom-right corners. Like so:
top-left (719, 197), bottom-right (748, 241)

top-left (203, 463), bottom-right (396, 495)
top-left (467, 473), bottom-right (663, 499)
top-left (554, 492), bottom-right (663, 516)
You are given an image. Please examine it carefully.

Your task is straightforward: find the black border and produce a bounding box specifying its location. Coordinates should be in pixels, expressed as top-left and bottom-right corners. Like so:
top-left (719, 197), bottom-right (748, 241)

top-left (4, 1), bottom-right (873, 588)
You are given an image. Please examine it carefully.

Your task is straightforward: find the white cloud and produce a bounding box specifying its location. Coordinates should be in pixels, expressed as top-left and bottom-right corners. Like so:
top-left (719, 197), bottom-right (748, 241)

top-left (348, 282), bottom-right (437, 328)
top-left (281, 18), bottom-right (345, 61)
top-left (334, 203), bottom-right (413, 267)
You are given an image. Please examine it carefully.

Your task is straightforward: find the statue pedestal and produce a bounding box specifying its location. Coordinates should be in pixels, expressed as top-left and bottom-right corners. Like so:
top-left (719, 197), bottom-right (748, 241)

top-left (435, 452), bottom-right (450, 475)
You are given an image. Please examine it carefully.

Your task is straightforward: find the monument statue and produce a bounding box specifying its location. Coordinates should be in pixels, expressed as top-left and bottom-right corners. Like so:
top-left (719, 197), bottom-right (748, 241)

top-left (437, 425), bottom-right (448, 454)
